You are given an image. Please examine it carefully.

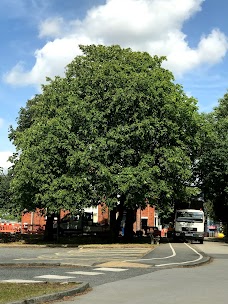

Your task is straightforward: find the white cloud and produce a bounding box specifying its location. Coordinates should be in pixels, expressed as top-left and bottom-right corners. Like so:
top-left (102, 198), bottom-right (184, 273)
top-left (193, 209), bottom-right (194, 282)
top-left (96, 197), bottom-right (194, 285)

top-left (38, 17), bottom-right (65, 38)
top-left (5, 36), bottom-right (92, 86)
top-left (198, 29), bottom-right (228, 63)
top-left (0, 151), bottom-right (12, 171)
top-left (162, 29), bottom-right (228, 76)
top-left (81, 0), bottom-right (203, 44)
top-left (4, 0), bottom-right (228, 86)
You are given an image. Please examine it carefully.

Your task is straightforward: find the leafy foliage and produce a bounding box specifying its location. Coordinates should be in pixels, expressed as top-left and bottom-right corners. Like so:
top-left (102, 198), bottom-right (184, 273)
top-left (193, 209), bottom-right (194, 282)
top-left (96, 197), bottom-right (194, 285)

top-left (198, 93), bottom-right (228, 223)
top-left (9, 45), bottom-right (202, 219)
top-left (0, 168), bottom-right (15, 219)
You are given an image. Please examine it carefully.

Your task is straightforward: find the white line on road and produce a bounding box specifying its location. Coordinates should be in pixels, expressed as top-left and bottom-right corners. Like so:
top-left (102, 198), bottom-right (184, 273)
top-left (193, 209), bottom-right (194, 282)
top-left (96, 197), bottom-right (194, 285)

top-left (34, 275), bottom-right (76, 279)
top-left (66, 271), bottom-right (104, 276)
top-left (155, 242), bottom-right (203, 267)
top-left (94, 268), bottom-right (128, 272)
top-left (125, 243), bottom-right (176, 262)
top-left (0, 279), bottom-right (44, 283)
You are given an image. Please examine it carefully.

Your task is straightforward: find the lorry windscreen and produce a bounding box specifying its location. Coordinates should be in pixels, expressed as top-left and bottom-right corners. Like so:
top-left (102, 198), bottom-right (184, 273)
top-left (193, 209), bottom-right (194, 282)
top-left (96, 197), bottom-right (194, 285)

top-left (176, 212), bottom-right (203, 223)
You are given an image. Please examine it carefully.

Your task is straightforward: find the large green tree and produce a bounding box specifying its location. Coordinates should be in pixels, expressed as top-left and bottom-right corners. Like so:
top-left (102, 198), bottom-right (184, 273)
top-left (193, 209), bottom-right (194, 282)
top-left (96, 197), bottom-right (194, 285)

top-left (198, 93), bottom-right (228, 224)
top-left (9, 45), bottom-right (202, 237)
top-left (0, 168), bottom-right (14, 219)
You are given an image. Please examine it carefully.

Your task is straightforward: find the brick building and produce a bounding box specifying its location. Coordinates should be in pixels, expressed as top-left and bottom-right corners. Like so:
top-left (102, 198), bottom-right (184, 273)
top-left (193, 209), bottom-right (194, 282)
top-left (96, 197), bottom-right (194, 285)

top-left (21, 204), bottom-right (159, 235)
top-left (21, 210), bottom-right (46, 234)
top-left (134, 204), bottom-right (159, 233)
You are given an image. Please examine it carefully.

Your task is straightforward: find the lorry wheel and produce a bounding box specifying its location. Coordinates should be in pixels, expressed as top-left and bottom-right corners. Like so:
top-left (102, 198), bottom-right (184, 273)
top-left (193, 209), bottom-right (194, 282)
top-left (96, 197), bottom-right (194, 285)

top-left (200, 240), bottom-right (204, 244)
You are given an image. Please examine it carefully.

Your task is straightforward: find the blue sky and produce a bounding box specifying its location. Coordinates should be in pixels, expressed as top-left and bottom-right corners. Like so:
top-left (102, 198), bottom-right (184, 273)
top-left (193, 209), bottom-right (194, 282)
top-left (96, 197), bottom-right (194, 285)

top-left (1, 0), bottom-right (228, 170)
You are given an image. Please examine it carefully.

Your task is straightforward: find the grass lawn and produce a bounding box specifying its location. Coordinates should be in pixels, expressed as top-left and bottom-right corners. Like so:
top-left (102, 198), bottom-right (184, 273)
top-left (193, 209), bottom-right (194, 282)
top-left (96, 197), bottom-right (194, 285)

top-left (0, 282), bottom-right (80, 303)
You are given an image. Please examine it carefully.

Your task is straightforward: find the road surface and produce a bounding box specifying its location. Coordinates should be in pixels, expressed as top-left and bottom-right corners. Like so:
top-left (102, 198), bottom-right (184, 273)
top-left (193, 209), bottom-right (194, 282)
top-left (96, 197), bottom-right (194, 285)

top-left (0, 241), bottom-right (209, 287)
top-left (56, 240), bottom-right (228, 304)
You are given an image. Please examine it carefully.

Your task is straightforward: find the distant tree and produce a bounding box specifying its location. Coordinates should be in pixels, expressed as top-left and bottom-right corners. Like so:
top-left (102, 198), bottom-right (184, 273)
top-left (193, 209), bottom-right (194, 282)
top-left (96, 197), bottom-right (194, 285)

top-left (198, 93), bottom-right (228, 225)
top-left (9, 45), bottom-right (202, 239)
top-left (0, 168), bottom-right (14, 219)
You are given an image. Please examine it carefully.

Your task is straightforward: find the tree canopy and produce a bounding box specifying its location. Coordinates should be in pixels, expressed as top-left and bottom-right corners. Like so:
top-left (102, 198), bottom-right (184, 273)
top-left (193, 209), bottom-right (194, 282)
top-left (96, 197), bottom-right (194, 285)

top-left (9, 45), bottom-right (203, 221)
top-left (198, 93), bottom-right (228, 223)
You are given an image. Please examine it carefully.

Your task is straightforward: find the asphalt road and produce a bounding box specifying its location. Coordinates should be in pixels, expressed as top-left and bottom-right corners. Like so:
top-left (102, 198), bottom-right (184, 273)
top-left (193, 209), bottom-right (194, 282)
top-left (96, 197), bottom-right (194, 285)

top-left (0, 241), bottom-right (209, 287)
top-left (64, 240), bottom-right (228, 304)
top-left (0, 245), bottom-right (151, 266)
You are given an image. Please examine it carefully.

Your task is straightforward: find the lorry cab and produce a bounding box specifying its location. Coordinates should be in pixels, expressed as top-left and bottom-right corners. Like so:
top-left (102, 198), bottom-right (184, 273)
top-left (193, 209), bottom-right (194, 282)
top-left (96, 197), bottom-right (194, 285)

top-left (174, 209), bottom-right (205, 244)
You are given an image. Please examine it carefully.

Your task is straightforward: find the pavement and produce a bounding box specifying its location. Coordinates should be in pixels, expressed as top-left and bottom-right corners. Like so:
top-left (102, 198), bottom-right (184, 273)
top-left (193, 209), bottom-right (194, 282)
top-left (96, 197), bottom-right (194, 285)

top-left (2, 239), bottom-right (216, 304)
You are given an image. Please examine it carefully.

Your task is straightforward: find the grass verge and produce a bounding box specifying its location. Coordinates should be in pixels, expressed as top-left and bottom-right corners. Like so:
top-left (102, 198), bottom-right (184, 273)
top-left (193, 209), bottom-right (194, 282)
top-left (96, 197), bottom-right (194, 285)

top-left (0, 233), bottom-right (158, 247)
top-left (0, 282), bottom-right (79, 303)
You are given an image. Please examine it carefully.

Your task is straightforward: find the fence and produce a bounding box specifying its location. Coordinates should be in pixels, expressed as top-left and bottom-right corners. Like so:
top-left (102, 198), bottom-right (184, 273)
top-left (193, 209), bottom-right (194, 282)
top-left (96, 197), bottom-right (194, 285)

top-left (0, 222), bottom-right (21, 234)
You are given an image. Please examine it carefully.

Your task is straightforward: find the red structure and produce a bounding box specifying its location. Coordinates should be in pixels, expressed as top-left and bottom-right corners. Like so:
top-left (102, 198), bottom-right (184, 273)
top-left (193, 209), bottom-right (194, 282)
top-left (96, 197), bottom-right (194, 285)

top-left (134, 204), bottom-right (156, 234)
top-left (20, 203), bottom-right (159, 235)
top-left (98, 203), bottom-right (109, 225)
top-left (0, 222), bottom-right (21, 234)
top-left (21, 210), bottom-right (46, 234)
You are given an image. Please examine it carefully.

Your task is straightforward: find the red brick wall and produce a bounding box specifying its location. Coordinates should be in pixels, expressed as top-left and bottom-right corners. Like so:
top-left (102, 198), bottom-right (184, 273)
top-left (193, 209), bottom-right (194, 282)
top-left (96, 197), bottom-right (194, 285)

top-left (98, 204), bottom-right (109, 224)
top-left (21, 209), bottom-right (46, 233)
top-left (141, 205), bottom-right (155, 227)
top-left (133, 204), bottom-right (155, 233)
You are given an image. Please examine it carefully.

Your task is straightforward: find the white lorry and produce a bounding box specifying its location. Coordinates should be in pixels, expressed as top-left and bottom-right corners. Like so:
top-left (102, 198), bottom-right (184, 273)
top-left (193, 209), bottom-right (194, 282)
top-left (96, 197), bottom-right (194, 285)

top-left (174, 209), bottom-right (205, 244)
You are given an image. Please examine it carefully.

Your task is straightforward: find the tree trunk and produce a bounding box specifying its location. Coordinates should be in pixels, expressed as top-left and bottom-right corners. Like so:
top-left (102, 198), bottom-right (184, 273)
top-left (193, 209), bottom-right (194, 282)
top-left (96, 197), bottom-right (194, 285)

top-left (123, 208), bottom-right (135, 241)
top-left (109, 195), bottom-right (125, 241)
top-left (44, 214), bottom-right (55, 241)
top-left (109, 208), bottom-right (117, 241)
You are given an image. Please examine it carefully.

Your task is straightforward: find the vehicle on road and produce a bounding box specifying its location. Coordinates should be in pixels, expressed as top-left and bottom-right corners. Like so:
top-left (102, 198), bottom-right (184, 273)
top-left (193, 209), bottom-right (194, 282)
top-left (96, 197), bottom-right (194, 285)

top-left (174, 209), bottom-right (205, 243)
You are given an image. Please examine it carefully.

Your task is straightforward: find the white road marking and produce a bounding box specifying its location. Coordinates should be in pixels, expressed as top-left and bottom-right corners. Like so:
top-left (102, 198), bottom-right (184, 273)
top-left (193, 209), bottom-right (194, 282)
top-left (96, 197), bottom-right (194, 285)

top-left (125, 242), bottom-right (203, 267)
top-left (34, 275), bottom-right (76, 279)
top-left (0, 279), bottom-right (44, 283)
top-left (14, 258), bottom-right (40, 261)
top-left (66, 271), bottom-right (104, 276)
top-left (155, 243), bottom-right (203, 267)
top-left (14, 248), bottom-right (148, 262)
top-left (126, 243), bottom-right (176, 262)
top-left (94, 267), bottom-right (128, 272)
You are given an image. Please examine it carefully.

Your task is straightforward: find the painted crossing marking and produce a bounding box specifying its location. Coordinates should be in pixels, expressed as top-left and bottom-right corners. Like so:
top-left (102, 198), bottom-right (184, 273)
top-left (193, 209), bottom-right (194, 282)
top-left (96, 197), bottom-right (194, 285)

top-left (13, 248), bottom-right (151, 265)
top-left (94, 267), bottom-right (128, 272)
top-left (0, 279), bottom-right (44, 283)
top-left (66, 271), bottom-right (104, 276)
top-left (36, 267), bottom-right (129, 280)
top-left (34, 275), bottom-right (76, 280)
top-left (2, 267), bottom-right (130, 283)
